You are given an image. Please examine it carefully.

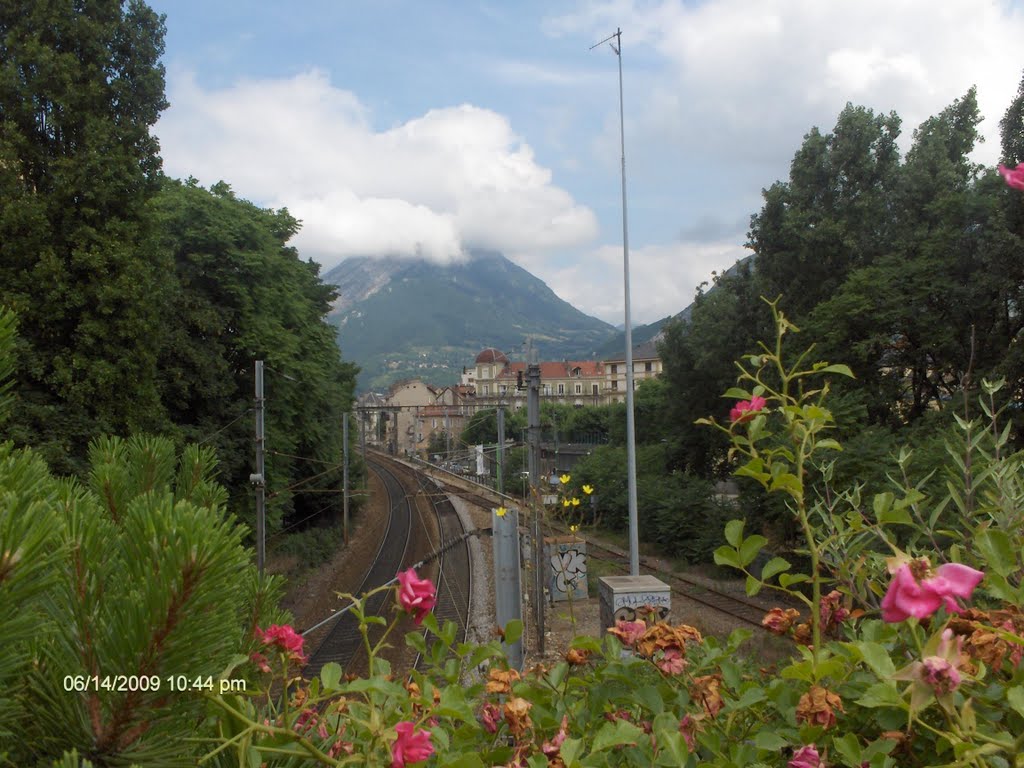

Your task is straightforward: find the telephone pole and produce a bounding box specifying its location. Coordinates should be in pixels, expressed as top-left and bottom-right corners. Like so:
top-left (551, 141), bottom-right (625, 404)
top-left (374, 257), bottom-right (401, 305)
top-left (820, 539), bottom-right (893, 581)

top-left (342, 411), bottom-right (350, 544)
top-left (253, 360), bottom-right (266, 574)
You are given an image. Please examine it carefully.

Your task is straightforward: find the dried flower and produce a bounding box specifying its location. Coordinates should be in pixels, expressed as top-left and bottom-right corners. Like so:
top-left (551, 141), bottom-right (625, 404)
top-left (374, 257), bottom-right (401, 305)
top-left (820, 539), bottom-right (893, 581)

top-left (607, 619), bottom-right (647, 647)
top-left (503, 696), bottom-right (533, 737)
top-left (485, 667), bottom-right (520, 695)
top-left (762, 607), bottom-right (801, 635)
top-left (795, 686), bottom-right (843, 730)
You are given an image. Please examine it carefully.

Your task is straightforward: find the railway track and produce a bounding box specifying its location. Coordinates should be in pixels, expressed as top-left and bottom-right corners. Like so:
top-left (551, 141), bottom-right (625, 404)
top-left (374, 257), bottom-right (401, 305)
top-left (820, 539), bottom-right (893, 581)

top-left (303, 456), bottom-right (413, 679)
top-left (411, 474), bottom-right (472, 672)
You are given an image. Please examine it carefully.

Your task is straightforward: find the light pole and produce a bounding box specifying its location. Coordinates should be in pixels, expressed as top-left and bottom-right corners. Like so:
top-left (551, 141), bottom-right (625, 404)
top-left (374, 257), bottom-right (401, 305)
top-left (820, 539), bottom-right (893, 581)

top-left (592, 27), bottom-right (640, 575)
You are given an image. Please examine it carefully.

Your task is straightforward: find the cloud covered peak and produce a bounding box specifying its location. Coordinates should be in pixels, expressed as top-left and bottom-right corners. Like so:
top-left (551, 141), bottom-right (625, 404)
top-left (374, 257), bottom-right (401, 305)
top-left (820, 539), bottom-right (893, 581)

top-left (156, 69), bottom-right (597, 267)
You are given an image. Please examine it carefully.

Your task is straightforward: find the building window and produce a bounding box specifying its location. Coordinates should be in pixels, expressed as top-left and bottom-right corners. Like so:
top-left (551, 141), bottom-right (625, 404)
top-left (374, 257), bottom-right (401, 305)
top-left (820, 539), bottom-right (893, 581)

top-left (500, 385), bottom-right (507, 394)
top-left (558, 384), bottom-right (565, 395)
top-left (611, 364), bottom-right (618, 375)
top-left (611, 380), bottom-right (619, 391)
top-left (432, 419), bottom-right (437, 428)
top-left (645, 361), bottom-right (652, 372)
top-left (575, 383), bottom-right (582, 394)
top-left (543, 384), bottom-right (552, 396)
top-left (483, 385), bottom-right (489, 395)
top-left (592, 384), bottom-right (599, 395)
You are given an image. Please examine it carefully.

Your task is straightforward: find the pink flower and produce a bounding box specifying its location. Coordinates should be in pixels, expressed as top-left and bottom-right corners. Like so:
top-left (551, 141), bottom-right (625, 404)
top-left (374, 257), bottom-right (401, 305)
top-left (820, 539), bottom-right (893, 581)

top-left (820, 590), bottom-right (850, 629)
top-left (656, 647), bottom-right (686, 675)
top-left (608, 619), bottom-right (646, 647)
top-left (396, 568), bottom-right (437, 625)
top-left (788, 744), bottom-right (823, 768)
top-left (678, 715), bottom-right (697, 751)
top-left (391, 721), bottom-right (434, 768)
top-left (480, 702), bottom-right (501, 734)
top-left (998, 162), bottom-right (1024, 190)
top-left (249, 651), bottom-right (271, 673)
top-left (880, 560), bottom-right (984, 622)
top-left (730, 395), bottom-right (767, 424)
top-left (921, 656), bottom-right (961, 695)
top-left (257, 624), bottom-right (306, 663)
top-left (541, 715), bottom-right (569, 756)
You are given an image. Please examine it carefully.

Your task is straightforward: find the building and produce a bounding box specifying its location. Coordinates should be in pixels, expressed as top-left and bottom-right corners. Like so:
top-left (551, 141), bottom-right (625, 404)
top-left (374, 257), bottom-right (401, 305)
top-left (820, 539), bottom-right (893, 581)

top-left (603, 340), bottom-right (663, 403)
top-left (467, 348), bottom-right (607, 410)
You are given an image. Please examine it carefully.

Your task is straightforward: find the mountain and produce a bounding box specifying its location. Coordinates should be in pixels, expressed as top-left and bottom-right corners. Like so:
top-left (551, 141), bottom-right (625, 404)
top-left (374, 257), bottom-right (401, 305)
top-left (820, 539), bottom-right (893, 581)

top-left (322, 250), bottom-right (616, 392)
top-left (594, 255), bottom-right (753, 359)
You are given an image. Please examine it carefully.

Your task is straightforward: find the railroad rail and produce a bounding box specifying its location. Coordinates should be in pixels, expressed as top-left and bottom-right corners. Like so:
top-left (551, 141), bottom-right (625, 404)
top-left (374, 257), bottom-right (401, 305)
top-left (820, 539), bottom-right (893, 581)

top-left (303, 456), bottom-right (413, 679)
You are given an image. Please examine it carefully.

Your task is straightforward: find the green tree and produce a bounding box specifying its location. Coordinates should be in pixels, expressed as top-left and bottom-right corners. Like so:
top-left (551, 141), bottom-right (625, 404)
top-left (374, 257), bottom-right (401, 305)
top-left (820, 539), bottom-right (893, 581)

top-left (153, 179), bottom-right (359, 537)
top-left (0, 0), bottom-right (172, 472)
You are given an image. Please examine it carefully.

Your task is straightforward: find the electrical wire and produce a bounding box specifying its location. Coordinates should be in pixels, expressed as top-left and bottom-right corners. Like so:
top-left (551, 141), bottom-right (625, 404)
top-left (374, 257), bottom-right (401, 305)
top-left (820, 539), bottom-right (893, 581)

top-left (197, 408), bottom-right (254, 446)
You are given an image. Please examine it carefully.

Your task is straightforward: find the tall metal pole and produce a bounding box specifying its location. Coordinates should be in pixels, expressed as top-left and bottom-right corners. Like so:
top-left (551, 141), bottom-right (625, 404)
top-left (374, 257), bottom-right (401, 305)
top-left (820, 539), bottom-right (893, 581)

top-left (595, 28), bottom-right (640, 576)
top-left (254, 360), bottom-right (266, 575)
top-left (527, 359), bottom-right (544, 655)
top-left (496, 405), bottom-right (505, 495)
top-left (342, 411), bottom-right (350, 545)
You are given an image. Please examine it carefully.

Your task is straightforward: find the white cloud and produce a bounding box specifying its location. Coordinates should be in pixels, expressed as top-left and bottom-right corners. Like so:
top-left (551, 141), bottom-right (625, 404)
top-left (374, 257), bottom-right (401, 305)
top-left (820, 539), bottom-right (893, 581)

top-left (156, 69), bottom-right (598, 267)
top-left (542, 239), bottom-right (750, 325)
top-left (551, 0), bottom-right (1024, 167)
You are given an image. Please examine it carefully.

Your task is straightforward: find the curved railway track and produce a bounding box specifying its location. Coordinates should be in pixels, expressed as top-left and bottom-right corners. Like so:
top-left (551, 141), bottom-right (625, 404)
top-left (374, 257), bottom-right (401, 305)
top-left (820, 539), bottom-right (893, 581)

top-left (303, 456), bottom-right (413, 679)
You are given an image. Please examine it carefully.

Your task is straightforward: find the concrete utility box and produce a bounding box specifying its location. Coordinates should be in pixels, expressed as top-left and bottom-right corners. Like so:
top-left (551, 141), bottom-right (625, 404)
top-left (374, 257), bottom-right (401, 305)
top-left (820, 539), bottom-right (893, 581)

top-left (599, 575), bottom-right (671, 631)
top-left (545, 536), bottom-right (588, 602)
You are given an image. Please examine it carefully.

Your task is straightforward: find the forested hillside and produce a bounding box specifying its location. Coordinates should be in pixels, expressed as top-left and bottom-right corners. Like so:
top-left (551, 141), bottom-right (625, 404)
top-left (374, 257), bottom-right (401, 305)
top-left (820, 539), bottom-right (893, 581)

top-left (0, 1), bottom-right (358, 540)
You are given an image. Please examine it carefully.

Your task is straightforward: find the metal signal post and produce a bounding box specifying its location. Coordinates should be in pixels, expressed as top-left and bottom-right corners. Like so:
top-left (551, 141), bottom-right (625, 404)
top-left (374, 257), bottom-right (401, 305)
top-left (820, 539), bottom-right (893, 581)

top-left (592, 27), bottom-right (640, 575)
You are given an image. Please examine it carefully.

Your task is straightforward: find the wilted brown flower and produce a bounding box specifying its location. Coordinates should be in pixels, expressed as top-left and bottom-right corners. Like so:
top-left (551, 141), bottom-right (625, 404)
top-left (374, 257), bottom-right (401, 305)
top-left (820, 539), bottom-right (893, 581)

top-left (690, 674), bottom-right (724, 718)
top-left (762, 607), bottom-right (801, 635)
top-left (565, 647), bottom-right (590, 665)
top-left (796, 685), bottom-right (844, 730)
top-left (793, 622), bottom-right (814, 647)
top-left (635, 623), bottom-right (703, 658)
top-left (486, 668), bottom-right (521, 695)
top-left (503, 696), bottom-right (533, 737)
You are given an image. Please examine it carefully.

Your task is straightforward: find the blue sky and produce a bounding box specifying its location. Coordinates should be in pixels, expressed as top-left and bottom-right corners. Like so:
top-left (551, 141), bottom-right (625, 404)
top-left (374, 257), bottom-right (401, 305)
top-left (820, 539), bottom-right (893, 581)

top-left (149, 0), bottom-right (1024, 325)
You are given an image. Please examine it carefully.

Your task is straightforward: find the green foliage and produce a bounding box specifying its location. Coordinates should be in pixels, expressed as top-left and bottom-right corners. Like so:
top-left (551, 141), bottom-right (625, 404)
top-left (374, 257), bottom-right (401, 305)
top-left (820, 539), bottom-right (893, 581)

top-left (1, 433), bottom-right (285, 766)
top-left (0, 0), bottom-right (172, 473)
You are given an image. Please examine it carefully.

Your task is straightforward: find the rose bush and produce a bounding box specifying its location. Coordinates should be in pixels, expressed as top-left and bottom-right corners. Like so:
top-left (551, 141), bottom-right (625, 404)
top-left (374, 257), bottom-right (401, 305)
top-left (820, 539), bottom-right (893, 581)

top-left (195, 299), bottom-right (1024, 768)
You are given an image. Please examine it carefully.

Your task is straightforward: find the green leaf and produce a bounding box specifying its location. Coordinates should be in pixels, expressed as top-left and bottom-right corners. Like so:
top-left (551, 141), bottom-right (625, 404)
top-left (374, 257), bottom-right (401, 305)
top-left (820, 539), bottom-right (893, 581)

top-left (560, 738), bottom-right (583, 766)
top-left (754, 731), bottom-right (789, 751)
top-left (591, 720), bottom-right (644, 752)
top-left (831, 733), bottom-right (862, 766)
top-left (319, 662), bottom-right (342, 691)
top-left (725, 519), bottom-right (745, 548)
top-left (654, 729), bottom-right (690, 764)
top-left (975, 529), bottom-right (1015, 578)
top-left (503, 619), bottom-right (523, 645)
top-left (857, 682), bottom-right (905, 709)
top-left (815, 438), bottom-right (842, 451)
top-left (714, 546), bottom-right (741, 569)
top-left (745, 575), bottom-right (762, 596)
top-left (857, 642), bottom-right (896, 679)
top-left (722, 387), bottom-right (754, 400)
top-left (760, 557), bottom-right (791, 581)
top-left (436, 686), bottom-right (477, 722)
top-left (818, 363), bottom-right (855, 378)
top-left (779, 572), bottom-right (809, 587)
top-left (1007, 687), bottom-right (1024, 719)
top-left (739, 535), bottom-right (768, 567)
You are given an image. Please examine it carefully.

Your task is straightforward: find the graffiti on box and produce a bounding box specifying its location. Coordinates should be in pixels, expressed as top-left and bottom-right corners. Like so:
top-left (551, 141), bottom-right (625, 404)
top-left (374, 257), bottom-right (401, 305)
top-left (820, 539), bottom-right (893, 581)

top-left (612, 592), bottom-right (670, 624)
top-left (547, 541), bottom-right (588, 601)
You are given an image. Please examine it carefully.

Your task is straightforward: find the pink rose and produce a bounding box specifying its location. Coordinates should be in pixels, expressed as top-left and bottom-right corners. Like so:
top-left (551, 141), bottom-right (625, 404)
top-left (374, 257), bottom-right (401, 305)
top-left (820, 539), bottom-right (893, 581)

top-left (396, 568), bottom-right (437, 625)
top-left (998, 162), bottom-right (1024, 190)
top-left (607, 619), bottom-right (646, 647)
top-left (788, 744), bottom-right (823, 768)
top-left (656, 647), bottom-right (686, 675)
top-left (880, 561), bottom-right (984, 623)
top-left (480, 702), bottom-right (501, 734)
top-left (256, 624), bottom-right (306, 663)
top-left (391, 721), bottom-right (434, 768)
top-left (730, 395), bottom-right (767, 423)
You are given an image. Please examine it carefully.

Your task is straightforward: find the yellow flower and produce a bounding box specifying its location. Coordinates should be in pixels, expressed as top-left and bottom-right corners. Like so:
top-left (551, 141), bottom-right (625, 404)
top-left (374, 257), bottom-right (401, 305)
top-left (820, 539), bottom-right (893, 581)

top-left (559, 474), bottom-right (571, 484)
top-left (496, 506), bottom-right (507, 517)
top-left (569, 524), bottom-right (580, 533)
top-left (582, 484), bottom-right (594, 495)
top-left (562, 499), bottom-right (571, 508)
top-left (571, 497), bottom-right (580, 507)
